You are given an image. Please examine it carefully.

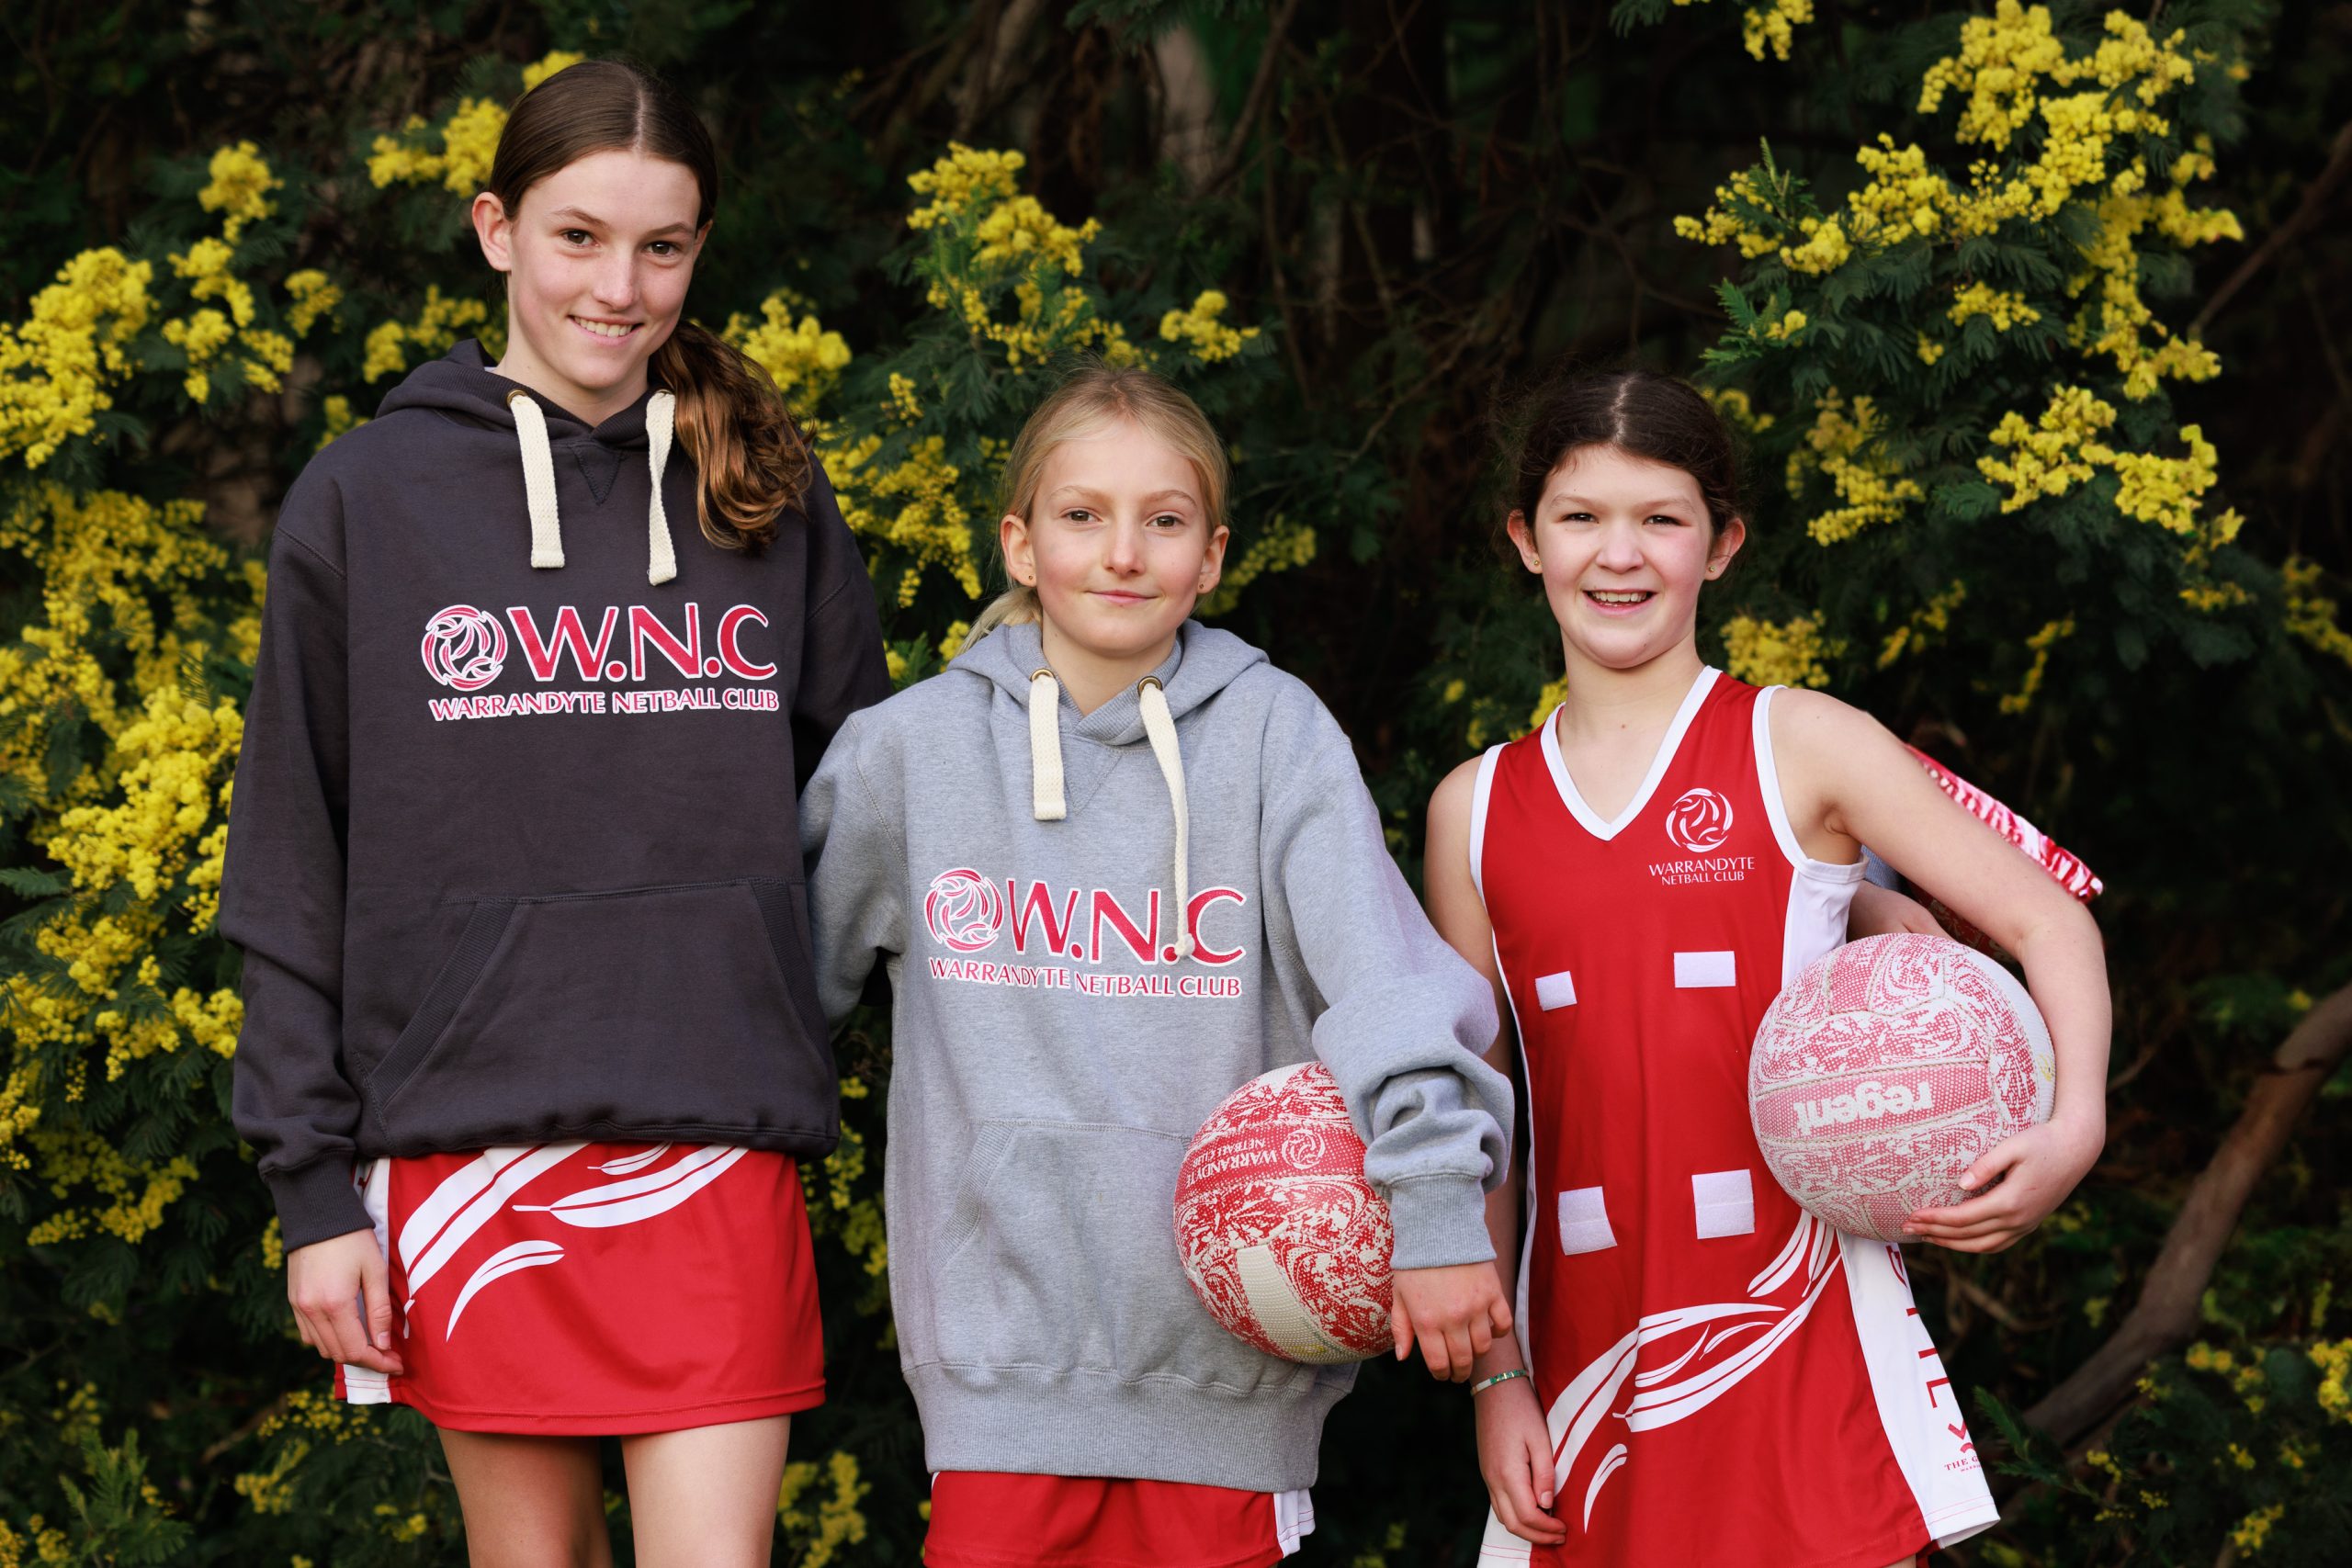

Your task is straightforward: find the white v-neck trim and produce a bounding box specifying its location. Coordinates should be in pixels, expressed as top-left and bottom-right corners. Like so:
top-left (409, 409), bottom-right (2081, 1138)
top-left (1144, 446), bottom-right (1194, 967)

top-left (1538, 666), bottom-right (1721, 840)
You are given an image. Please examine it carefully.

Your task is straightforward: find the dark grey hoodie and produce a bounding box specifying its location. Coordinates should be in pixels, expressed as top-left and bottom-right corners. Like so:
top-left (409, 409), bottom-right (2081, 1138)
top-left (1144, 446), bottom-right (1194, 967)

top-left (222, 341), bottom-right (890, 1251)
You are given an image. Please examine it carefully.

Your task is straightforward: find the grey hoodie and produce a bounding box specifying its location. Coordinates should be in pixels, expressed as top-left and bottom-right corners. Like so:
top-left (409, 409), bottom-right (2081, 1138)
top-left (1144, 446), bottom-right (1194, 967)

top-left (800, 618), bottom-right (1510, 1491)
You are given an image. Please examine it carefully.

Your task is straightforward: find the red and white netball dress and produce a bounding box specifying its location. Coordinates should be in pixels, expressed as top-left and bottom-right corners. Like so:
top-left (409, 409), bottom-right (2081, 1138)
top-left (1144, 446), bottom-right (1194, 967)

top-left (334, 1141), bottom-right (824, 1434)
top-left (1472, 669), bottom-right (1996, 1567)
top-left (925, 1472), bottom-right (1314, 1568)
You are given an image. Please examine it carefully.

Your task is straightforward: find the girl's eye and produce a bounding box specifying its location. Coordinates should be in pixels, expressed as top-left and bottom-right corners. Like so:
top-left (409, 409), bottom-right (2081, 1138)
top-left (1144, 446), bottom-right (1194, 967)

top-left (1560, 511), bottom-right (1595, 524)
top-left (1064, 508), bottom-right (1095, 524)
top-left (1148, 513), bottom-right (1184, 530)
top-left (1647, 514), bottom-right (1685, 526)
top-left (560, 230), bottom-right (594, 246)
top-left (648, 241), bottom-right (681, 257)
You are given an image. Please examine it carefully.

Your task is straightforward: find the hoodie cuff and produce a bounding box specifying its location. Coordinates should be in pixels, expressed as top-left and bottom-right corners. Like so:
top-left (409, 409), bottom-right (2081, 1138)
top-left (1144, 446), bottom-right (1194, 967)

top-left (267, 1158), bottom-right (375, 1253)
top-left (1385, 1173), bottom-right (1498, 1271)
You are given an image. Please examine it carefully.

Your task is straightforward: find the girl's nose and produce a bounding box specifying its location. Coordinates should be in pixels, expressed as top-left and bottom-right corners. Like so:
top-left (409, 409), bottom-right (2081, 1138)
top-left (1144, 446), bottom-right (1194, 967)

top-left (593, 259), bottom-right (639, 310)
top-left (1594, 518), bottom-right (1645, 571)
top-left (1102, 517), bottom-right (1147, 573)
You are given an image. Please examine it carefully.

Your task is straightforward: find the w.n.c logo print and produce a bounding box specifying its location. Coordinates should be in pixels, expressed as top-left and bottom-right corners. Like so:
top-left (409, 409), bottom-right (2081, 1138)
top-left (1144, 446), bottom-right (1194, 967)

top-left (923, 868), bottom-right (1004, 953)
top-left (421, 604), bottom-right (509, 691)
top-left (1664, 787), bottom-right (1736, 853)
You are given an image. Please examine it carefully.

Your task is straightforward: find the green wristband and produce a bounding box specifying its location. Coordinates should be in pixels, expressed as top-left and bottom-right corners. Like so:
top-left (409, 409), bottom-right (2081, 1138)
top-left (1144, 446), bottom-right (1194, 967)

top-left (1470, 1367), bottom-right (1529, 1395)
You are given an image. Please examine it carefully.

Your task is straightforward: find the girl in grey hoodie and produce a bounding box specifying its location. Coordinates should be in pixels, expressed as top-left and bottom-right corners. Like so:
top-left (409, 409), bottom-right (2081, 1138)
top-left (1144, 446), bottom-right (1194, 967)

top-left (802, 366), bottom-right (1516, 1566)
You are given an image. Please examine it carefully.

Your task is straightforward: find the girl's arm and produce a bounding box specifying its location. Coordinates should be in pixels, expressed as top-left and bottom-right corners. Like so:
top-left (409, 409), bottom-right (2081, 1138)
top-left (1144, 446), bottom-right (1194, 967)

top-left (220, 472), bottom-right (401, 1375)
top-left (799, 712), bottom-right (907, 1030)
top-left (1425, 760), bottom-right (1566, 1546)
top-left (1259, 703), bottom-right (1513, 1381)
top-left (1772, 691), bottom-right (2109, 1252)
top-left (789, 459), bottom-right (893, 792)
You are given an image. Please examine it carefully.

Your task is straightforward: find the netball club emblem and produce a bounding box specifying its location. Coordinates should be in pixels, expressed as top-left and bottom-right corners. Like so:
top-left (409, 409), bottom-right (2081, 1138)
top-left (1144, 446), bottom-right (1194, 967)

top-left (421, 604), bottom-right (509, 692)
top-left (1664, 787), bottom-right (1735, 853)
top-left (923, 868), bottom-right (1004, 953)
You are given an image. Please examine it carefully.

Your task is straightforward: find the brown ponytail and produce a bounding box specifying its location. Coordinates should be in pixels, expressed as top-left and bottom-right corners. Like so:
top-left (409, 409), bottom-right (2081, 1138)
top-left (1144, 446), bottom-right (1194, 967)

top-left (650, 321), bottom-right (812, 551)
top-left (487, 58), bottom-right (810, 550)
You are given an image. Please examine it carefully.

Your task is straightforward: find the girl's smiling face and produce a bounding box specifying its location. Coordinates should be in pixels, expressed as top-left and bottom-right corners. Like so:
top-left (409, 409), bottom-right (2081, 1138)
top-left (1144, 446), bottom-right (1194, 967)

top-left (1507, 443), bottom-right (1745, 672)
top-left (471, 148), bottom-right (707, 424)
top-left (1002, 415), bottom-right (1229, 704)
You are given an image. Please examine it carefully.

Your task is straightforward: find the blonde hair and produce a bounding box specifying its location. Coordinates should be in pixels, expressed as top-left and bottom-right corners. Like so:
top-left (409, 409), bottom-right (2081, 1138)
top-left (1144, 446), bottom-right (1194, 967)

top-left (968, 365), bottom-right (1231, 642)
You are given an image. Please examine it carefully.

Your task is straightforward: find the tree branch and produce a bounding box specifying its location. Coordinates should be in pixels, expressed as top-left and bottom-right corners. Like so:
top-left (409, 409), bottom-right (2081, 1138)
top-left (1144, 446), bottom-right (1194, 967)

top-left (2191, 117), bottom-right (2352, 341)
top-left (1202, 0), bottom-right (1302, 196)
top-left (2023, 979), bottom-right (2352, 1446)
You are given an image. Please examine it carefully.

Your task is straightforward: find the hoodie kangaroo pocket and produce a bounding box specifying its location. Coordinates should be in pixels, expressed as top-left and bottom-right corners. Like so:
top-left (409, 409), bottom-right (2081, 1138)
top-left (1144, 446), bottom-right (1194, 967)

top-left (365, 878), bottom-right (836, 1151)
top-left (929, 1122), bottom-right (1317, 1396)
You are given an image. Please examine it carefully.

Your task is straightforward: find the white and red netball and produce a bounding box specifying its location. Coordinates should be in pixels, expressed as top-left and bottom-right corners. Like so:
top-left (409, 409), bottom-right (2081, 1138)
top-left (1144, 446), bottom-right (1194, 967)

top-left (1174, 1061), bottom-right (1395, 1364)
top-left (1749, 933), bottom-right (2055, 1242)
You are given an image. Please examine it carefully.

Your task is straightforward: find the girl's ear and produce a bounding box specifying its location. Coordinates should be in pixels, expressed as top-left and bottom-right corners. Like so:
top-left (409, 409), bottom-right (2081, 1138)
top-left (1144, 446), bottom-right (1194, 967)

top-left (1504, 509), bottom-right (1542, 573)
top-left (1001, 513), bottom-right (1035, 587)
top-left (472, 192), bottom-right (515, 274)
top-left (1704, 514), bottom-right (1748, 579)
top-left (1194, 523), bottom-right (1231, 598)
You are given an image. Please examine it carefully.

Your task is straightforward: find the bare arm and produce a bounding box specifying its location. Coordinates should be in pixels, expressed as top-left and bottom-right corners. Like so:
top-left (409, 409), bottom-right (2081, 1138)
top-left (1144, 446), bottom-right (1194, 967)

top-left (1773, 692), bottom-right (2109, 1250)
top-left (1426, 761), bottom-right (1564, 1543)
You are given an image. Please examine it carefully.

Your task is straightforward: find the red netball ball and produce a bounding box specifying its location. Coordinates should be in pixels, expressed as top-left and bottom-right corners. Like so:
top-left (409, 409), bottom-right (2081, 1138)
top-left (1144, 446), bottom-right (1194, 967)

top-left (1174, 1061), bottom-right (1395, 1364)
top-left (1750, 933), bottom-right (2056, 1242)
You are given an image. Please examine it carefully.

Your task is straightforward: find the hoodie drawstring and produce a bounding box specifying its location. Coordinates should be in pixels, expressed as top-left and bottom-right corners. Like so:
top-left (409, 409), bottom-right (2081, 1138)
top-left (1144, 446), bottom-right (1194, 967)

top-left (1027, 670), bottom-right (1068, 821)
top-left (1022, 668), bottom-right (1194, 961)
top-left (509, 390), bottom-right (565, 570)
top-left (643, 390), bottom-right (679, 586)
top-left (508, 388), bottom-right (681, 585)
top-left (1137, 677), bottom-right (1194, 962)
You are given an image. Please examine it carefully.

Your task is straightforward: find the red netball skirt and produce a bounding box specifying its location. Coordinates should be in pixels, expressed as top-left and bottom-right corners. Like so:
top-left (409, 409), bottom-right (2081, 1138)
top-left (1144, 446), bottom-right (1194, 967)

top-left (924, 1471), bottom-right (1315, 1568)
top-left (333, 1141), bottom-right (824, 1435)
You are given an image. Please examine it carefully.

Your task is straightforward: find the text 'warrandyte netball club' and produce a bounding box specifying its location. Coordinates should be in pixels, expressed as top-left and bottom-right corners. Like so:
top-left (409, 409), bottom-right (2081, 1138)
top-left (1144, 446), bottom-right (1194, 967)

top-left (921, 867), bottom-right (1249, 1000)
top-left (416, 602), bottom-right (784, 719)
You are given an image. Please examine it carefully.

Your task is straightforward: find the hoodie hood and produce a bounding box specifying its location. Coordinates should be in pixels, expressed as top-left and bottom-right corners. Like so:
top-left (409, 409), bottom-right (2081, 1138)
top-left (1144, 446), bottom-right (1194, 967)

top-left (951, 617), bottom-right (1268, 741)
top-left (375, 339), bottom-right (683, 584)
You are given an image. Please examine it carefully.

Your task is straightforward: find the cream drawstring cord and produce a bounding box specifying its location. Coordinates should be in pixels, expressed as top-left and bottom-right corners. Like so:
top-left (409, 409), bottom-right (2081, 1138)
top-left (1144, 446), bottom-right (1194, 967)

top-left (509, 390), bottom-right (564, 570)
top-left (1023, 665), bottom-right (1193, 959)
top-left (1137, 677), bottom-right (1194, 961)
top-left (1027, 669), bottom-right (1068, 820)
top-left (644, 389), bottom-right (679, 586)
top-left (508, 388), bottom-right (682, 584)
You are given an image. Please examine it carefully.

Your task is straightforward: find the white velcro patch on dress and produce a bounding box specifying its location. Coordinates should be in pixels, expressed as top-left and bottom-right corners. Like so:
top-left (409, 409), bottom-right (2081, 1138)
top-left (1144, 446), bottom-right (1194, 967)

top-left (1557, 1186), bottom-right (1617, 1255)
top-left (1691, 1168), bottom-right (1757, 1238)
top-left (1535, 970), bottom-right (1578, 1010)
top-left (1673, 950), bottom-right (1736, 988)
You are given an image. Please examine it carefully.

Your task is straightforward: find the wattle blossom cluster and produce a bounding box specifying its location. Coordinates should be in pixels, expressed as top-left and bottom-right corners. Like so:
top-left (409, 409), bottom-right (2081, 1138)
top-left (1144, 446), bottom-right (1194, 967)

top-left (1784, 392), bottom-right (1924, 545)
top-left (1671, 0), bottom-right (1816, 63)
top-left (1723, 614), bottom-right (1838, 688)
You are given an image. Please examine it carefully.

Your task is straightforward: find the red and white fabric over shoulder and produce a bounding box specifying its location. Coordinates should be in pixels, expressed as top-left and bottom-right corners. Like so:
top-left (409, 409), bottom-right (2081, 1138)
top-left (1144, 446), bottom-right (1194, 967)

top-left (1471, 669), bottom-right (1997, 1568)
top-left (334, 1141), bottom-right (824, 1435)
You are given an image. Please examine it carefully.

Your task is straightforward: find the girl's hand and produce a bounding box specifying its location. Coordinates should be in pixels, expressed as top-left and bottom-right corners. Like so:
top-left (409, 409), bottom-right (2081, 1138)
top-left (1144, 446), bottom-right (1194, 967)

top-left (1391, 1261), bottom-right (1512, 1382)
top-left (1476, 1372), bottom-right (1566, 1546)
top-left (1847, 879), bottom-right (1942, 939)
top-left (1902, 1111), bottom-right (2105, 1252)
top-left (287, 1228), bottom-right (405, 1375)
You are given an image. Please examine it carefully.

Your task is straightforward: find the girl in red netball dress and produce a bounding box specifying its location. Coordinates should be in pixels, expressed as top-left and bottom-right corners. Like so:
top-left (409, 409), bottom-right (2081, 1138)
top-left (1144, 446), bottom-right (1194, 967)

top-left (1423, 371), bottom-right (2110, 1568)
top-left (220, 62), bottom-right (888, 1564)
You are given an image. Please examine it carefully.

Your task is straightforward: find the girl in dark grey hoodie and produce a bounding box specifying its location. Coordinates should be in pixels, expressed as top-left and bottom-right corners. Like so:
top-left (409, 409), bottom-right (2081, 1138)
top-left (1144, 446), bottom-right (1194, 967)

top-left (802, 367), bottom-right (1515, 1567)
top-left (222, 62), bottom-right (888, 1563)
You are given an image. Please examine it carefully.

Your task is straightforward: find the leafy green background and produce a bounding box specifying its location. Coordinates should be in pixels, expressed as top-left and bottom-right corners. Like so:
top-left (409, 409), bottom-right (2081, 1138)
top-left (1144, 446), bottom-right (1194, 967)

top-left (2, 1), bottom-right (2346, 1562)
